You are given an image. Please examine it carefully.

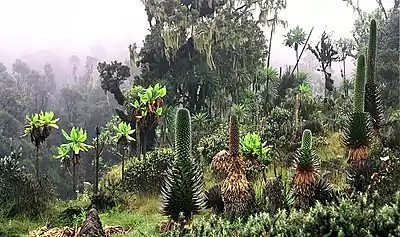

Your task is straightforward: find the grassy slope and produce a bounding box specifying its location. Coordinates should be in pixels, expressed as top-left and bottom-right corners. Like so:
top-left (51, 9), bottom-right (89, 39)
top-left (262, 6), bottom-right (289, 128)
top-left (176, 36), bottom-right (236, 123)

top-left (0, 196), bottom-right (164, 236)
top-left (1, 132), bottom-right (345, 236)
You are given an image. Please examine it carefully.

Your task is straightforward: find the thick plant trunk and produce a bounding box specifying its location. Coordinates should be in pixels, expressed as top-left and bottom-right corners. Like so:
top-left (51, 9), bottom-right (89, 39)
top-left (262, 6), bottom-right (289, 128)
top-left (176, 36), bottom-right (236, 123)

top-left (266, 28), bottom-right (274, 115)
top-left (343, 58), bottom-right (347, 96)
top-left (295, 49), bottom-right (299, 75)
top-left (95, 133), bottom-right (99, 195)
top-left (142, 130), bottom-right (148, 157)
top-left (73, 162), bottom-right (76, 199)
top-left (136, 122), bottom-right (141, 156)
top-left (121, 146), bottom-right (125, 188)
top-left (36, 146), bottom-right (39, 178)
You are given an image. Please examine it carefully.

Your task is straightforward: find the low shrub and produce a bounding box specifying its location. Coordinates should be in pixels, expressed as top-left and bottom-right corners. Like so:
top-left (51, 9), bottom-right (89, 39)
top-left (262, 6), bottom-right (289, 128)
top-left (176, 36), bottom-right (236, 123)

top-left (196, 124), bottom-right (228, 164)
top-left (125, 148), bottom-right (173, 194)
top-left (0, 149), bottom-right (55, 218)
top-left (165, 192), bottom-right (400, 236)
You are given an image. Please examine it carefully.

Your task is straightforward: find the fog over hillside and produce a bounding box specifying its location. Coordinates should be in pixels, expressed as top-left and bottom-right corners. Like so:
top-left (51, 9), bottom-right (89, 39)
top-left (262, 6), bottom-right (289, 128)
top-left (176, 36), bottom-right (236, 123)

top-left (0, 0), bottom-right (391, 86)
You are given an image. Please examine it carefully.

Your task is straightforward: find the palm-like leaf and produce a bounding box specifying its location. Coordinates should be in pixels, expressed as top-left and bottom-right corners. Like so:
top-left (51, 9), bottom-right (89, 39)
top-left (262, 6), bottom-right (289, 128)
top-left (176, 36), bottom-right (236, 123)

top-left (284, 26), bottom-right (307, 50)
top-left (39, 111), bottom-right (59, 129)
top-left (23, 113), bottom-right (43, 146)
top-left (240, 132), bottom-right (271, 162)
top-left (53, 144), bottom-right (71, 168)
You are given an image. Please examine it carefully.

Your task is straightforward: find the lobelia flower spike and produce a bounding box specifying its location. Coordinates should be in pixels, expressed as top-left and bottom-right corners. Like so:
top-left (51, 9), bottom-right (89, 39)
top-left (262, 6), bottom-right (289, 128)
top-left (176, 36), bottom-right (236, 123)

top-left (341, 55), bottom-right (373, 164)
top-left (364, 19), bottom-right (384, 136)
top-left (160, 108), bottom-right (205, 228)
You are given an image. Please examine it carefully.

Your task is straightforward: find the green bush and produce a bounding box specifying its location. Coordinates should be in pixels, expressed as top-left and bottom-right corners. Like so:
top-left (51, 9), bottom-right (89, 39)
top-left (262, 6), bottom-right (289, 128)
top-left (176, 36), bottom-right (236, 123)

top-left (0, 149), bottom-right (55, 218)
top-left (125, 147), bottom-right (173, 194)
top-left (263, 107), bottom-right (295, 152)
top-left (196, 124), bottom-right (228, 164)
top-left (165, 192), bottom-right (400, 236)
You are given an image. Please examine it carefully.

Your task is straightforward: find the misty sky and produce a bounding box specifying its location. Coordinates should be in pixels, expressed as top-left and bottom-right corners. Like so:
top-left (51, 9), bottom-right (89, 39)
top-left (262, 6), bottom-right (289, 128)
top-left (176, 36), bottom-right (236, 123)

top-left (0, 0), bottom-right (389, 68)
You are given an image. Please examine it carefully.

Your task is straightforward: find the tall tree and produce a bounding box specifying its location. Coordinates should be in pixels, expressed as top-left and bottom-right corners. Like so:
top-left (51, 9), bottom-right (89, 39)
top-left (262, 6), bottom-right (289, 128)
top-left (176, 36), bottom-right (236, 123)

top-left (135, 0), bottom-right (269, 115)
top-left (336, 38), bottom-right (356, 96)
top-left (283, 26), bottom-right (307, 74)
top-left (68, 55), bottom-right (80, 84)
top-left (308, 32), bottom-right (339, 97)
top-left (264, 0), bottom-right (287, 114)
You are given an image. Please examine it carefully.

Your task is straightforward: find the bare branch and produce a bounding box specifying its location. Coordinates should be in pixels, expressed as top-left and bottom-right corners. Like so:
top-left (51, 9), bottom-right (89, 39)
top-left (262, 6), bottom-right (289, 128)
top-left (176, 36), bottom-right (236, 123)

top-left (375, 0), bottom-right (388, 19)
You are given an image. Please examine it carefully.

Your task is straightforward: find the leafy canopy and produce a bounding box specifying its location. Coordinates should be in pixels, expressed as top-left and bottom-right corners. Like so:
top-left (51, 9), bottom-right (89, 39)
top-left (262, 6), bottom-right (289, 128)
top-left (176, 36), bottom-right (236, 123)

top-left (56, 127), bottom-right (94, 157)
top-left (111, 121), bottom-right (135, 145)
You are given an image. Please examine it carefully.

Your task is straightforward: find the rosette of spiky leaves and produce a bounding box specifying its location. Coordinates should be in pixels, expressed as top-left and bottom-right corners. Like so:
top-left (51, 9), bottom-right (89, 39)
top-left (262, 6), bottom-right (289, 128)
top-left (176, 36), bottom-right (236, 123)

top-left (292, 129), bottom-right (320, 197)
top-left (311, 178), bottom-right (336, 205)
top-left (346, 159), bottom-right (374, 193)
top-left (60, 127), bottom-right (94, 164)
top-left (221, 156), bottom-right (252, 219)
top-left (129, 83), bottom-right (166, 129)
top-left (364, 19), bottom-right (384, 135)
top-left (205, 185), bottom-right (224, 213)
top-left (240, 132), bottom-right (271, 163)
top-left (161, 108), bottom-right (205, 222)
top-left (23, 113), bottom-right (43, 147)
top-left (265, 177), bottom-right (284, 214)
top-left (341, 55), bottom-right (373, 164)
top-left (53, 144), bottom-right (71, 168)
top-left (111, 121), bottom-right (135, 146)
top-left (229, 115), bottom-right (239, 156)
top-left (39, 111), bottom-right (59, 140)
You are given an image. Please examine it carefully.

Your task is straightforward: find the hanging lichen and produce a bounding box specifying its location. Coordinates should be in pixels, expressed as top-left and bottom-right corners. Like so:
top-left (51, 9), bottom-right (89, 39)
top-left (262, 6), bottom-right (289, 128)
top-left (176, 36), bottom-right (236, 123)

top-left (194, 21), bottom-right (219, 69)
top-left (161, 24), bottom-right (181, 63)
top-left (156, 0), bottom-right (261, 69)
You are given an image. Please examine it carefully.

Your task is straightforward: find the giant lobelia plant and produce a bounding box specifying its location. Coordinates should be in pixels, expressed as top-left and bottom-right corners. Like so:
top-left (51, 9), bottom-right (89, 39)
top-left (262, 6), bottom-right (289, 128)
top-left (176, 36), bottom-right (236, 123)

top-left (364, 19), bottom-right (384, 140)
top-left (341, 55), bottom-right (374, 193)
top-left (342, 55), bottom-right (373, 165)
top-left (160, 108), bottom-right (205, 230)
top-left (292, 129), bottom-right (319, 197)
top-left (211, 115), bottom-right (252, 218)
